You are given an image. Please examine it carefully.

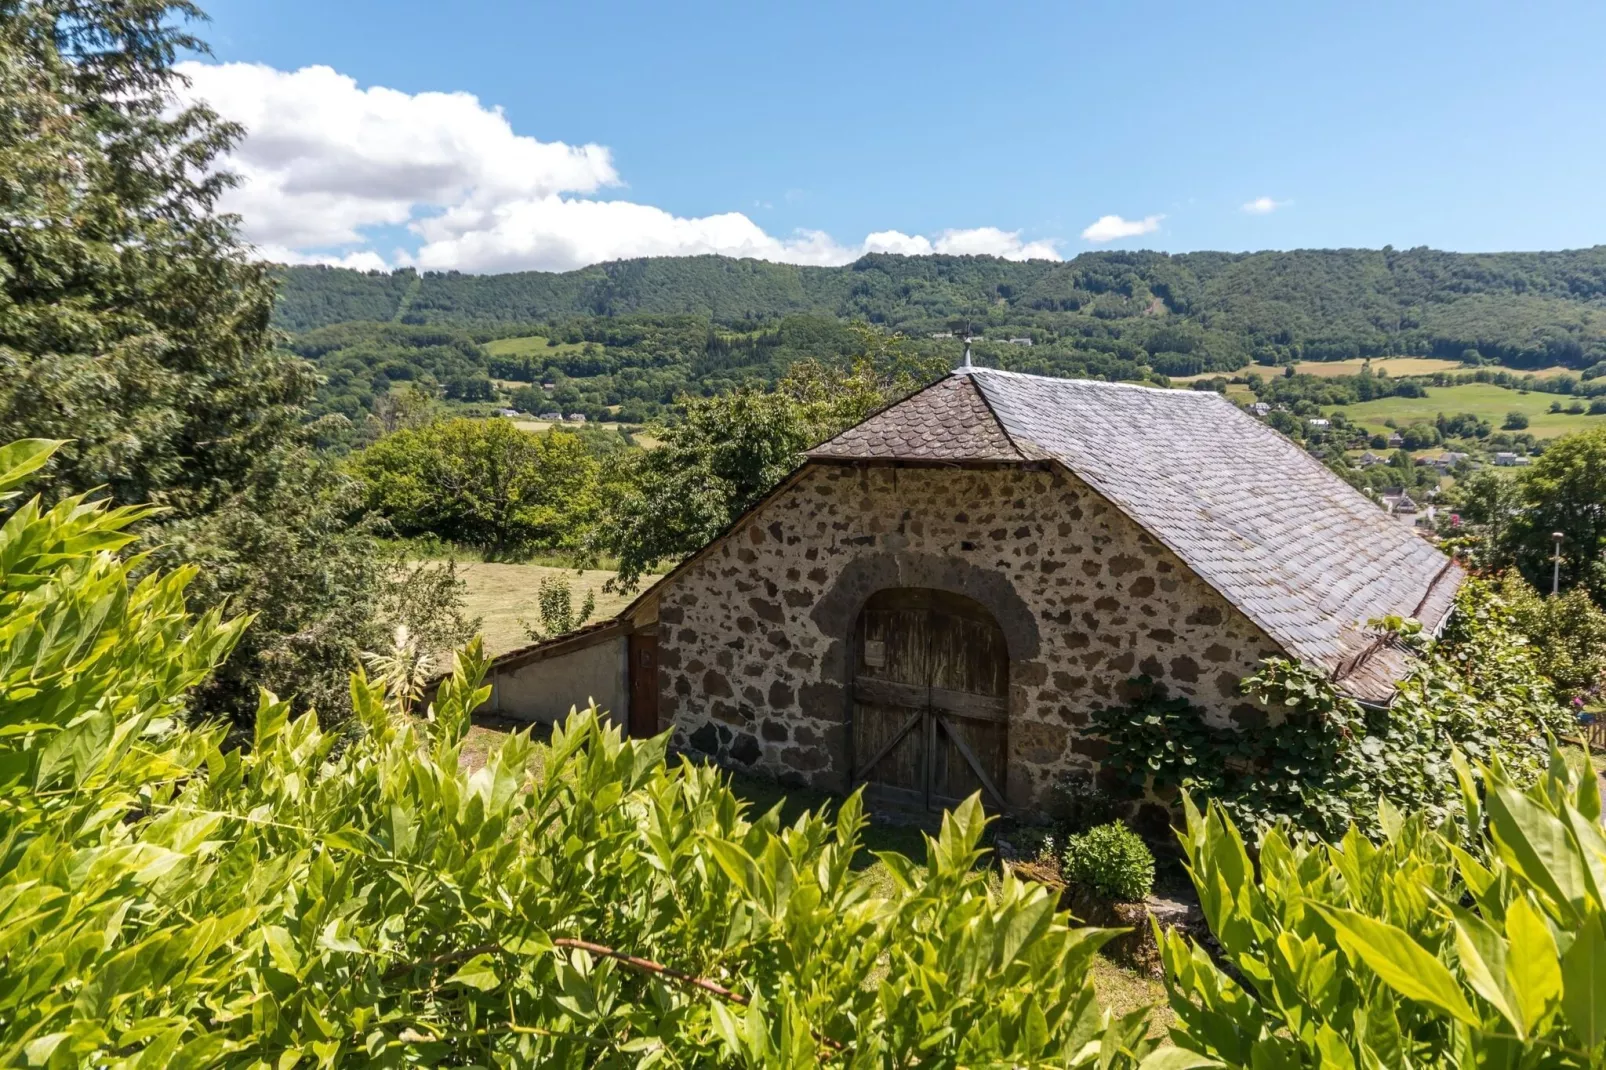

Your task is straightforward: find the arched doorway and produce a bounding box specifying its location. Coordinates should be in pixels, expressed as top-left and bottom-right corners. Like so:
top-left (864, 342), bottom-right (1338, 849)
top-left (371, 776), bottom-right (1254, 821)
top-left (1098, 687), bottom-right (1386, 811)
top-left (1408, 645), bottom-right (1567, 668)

top-left (850, 588), bottom-right (1009, 809)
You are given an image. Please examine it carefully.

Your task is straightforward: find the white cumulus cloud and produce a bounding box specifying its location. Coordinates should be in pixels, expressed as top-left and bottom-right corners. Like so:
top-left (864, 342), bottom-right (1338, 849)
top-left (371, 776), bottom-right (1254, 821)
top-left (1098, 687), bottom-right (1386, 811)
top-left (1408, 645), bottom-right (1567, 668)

top-left (861, 227), bottom-right (1060, 260)
top-left (1242, 196), bottom-right (1288, 215)
top-left (173, 62), bottom-right (1062, 272)
top-left (1080, 214), bottom-right (1164, 243)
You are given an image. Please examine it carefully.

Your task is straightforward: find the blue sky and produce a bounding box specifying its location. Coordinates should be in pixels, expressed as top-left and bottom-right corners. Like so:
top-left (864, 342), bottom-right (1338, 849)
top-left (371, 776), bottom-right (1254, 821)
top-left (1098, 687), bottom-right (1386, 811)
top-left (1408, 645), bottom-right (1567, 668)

top-left (188, 0), bottom-right (1606, 272)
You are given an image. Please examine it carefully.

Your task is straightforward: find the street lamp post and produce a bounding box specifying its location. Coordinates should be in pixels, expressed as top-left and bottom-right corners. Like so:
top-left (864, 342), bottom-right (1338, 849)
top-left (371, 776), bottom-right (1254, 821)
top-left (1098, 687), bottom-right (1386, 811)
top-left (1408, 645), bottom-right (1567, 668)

top-left (1552, 531), bottom-right (1564, 596)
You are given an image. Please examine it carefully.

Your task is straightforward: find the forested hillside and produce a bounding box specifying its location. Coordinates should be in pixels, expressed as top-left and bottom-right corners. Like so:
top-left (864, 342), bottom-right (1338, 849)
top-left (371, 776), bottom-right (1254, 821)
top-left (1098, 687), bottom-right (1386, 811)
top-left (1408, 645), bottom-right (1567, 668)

top-left (277, 246), bottom-right (1606, 369)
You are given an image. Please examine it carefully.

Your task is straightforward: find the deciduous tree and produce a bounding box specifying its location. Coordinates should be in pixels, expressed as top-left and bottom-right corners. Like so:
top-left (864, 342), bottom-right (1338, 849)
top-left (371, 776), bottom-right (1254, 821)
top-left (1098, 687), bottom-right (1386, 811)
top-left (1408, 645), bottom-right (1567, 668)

top-left (0, 1), bottom-right (469, 723)
top-left (355, 418), bottom-right (602, 555)
top-left (601, 332), bottom-right (943, 590)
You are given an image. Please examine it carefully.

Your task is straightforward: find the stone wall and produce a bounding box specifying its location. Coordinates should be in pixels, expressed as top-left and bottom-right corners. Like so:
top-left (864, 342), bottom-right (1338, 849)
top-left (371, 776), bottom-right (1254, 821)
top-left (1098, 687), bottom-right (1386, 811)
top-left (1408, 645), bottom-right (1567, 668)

top-left (653, 463), bottom-right (1285, 815)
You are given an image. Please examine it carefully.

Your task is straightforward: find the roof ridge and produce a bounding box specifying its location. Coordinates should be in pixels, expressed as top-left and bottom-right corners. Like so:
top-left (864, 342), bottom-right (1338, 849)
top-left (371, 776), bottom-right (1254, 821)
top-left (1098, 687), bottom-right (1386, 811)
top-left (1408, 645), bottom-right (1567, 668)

top-left (955, 372), bottom-right (1030, 461)
top-left (806, 372), bottom-right (1026, 463)
top-left (964, 366), bottom-right (1215, 397)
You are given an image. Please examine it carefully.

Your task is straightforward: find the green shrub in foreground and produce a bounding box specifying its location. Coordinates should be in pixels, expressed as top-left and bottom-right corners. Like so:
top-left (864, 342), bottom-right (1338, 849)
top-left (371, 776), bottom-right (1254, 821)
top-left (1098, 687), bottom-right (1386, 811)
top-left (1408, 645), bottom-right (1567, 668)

top-left (1161, 750), bottom-right (1606, 1067)
top-left (0, 439), bottom-right (1159, 1068)
top-left (1062, 821), bottom-right (1157, 902)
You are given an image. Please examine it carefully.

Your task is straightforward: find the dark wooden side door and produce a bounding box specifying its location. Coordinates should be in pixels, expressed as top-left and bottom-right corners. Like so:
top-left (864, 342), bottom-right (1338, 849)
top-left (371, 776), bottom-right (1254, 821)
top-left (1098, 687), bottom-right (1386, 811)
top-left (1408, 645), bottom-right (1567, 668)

top-left (627, 632), bottom-right (659, 738)
top-left (851, 589), bottom-right (1008, 809)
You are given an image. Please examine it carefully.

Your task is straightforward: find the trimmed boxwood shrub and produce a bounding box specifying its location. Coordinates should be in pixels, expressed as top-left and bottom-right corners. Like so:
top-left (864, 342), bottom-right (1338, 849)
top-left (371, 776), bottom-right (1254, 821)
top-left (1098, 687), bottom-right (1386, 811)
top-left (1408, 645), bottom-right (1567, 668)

top-left (1062, 821), bottom-right (1155, 902)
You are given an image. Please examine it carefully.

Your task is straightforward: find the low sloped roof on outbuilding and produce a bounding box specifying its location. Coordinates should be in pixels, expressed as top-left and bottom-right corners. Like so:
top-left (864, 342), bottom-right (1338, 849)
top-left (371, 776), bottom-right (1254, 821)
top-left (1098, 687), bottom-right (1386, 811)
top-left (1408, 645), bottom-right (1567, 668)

top-left (808, 368), bottom-right (1464, 702)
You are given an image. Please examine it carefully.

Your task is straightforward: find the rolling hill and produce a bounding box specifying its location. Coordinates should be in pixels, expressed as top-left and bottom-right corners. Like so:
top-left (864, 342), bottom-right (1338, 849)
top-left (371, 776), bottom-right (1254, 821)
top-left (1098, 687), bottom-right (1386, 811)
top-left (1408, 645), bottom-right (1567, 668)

top-left (275, 247), bottom-right (1606, 371)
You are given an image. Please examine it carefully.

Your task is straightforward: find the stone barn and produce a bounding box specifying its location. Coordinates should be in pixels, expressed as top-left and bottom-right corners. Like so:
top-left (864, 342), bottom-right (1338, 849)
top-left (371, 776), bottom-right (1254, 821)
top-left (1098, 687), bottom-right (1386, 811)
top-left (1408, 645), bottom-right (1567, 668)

top-left (479, 366), bottom-right (1463, 814)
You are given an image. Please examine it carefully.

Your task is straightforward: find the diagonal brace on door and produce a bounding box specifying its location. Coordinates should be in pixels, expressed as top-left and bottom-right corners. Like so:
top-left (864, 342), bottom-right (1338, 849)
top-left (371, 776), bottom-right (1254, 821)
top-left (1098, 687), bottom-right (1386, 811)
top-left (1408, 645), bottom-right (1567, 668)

top-left (851, 707), bottom-right (923, 783)
top-left (935, 713), bottom-right (1007, 808)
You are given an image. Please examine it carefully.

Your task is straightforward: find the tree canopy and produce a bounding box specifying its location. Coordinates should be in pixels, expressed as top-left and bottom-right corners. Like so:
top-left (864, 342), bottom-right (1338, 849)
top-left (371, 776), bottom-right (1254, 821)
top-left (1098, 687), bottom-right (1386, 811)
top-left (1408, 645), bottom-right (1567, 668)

top-left (1449, 426), bottom-right (1606, 604)
top-left (276, 246), bottom-right (1606, 375)
top-left (0, 0), bottom-right (469, 722)
top-left (354, 418), bottom-right (604, 555)
top-left (599, 335), bottom-right (940, 591)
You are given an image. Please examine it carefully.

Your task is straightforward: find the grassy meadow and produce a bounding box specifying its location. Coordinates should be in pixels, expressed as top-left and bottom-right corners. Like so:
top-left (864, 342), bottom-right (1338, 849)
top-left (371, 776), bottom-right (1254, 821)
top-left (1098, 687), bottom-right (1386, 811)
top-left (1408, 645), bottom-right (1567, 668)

top-left (484, 333), bottom-right (591, 359)
top-left (1332, 382), bottom-right (1606, 438)
top-left (1173, 356), bottom-right (1575, 382)
top-left (1287, 356), bottom-right (1574, 379)
top-left (453, 561), bottom-right (644, 657)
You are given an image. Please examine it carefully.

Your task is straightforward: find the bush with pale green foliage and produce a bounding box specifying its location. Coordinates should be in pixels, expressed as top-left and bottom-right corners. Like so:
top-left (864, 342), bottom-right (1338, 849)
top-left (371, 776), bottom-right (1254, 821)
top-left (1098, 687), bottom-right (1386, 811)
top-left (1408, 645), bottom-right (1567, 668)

top-left (0, 438), bottom-right (1162, 1067)
top-left (1488, 569), bottom-right (1606, 698)
top-left (522, 574), bottom-right (596, 639)
top-left (1062, 822), bottom-right (1156, 903)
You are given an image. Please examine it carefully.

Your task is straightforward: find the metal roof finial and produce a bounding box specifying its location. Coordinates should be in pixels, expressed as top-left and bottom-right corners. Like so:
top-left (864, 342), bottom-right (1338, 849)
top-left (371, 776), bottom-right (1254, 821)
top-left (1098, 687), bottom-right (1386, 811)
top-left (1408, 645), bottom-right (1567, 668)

top-left (957, 343), bottom-right (973, 374)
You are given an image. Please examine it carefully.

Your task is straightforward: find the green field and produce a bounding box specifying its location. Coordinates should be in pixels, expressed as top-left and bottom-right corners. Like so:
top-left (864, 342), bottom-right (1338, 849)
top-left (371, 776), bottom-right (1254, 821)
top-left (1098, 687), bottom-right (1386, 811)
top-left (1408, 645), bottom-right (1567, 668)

top-left (1174, 356), bottom-right (1577, 383)
top-left (1333, 383), bottom-right (1606, 438)
top-left (484, 334), bottom-right (590, 359)
top-left (451, 561), bottom-right (643, 658)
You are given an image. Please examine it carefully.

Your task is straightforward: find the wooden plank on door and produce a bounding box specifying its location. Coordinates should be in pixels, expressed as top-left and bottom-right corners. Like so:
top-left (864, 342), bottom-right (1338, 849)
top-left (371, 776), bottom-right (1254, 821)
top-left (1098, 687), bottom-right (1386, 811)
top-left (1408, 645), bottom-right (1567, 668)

top-left (853, 587), bottom-right (1010, 810)
top-left (927, 591), bottom-right (1009, 807)
top-left (627, 633), bottom-right (658, 738)
top-left (852, 591), bottom-right (933, 796)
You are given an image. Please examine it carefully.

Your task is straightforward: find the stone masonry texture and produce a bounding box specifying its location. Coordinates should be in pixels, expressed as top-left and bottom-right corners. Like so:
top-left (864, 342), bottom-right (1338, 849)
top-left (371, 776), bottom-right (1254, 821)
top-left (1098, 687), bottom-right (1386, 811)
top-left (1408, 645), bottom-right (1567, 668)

top-left (653, 463), bottom-right (1285, 815)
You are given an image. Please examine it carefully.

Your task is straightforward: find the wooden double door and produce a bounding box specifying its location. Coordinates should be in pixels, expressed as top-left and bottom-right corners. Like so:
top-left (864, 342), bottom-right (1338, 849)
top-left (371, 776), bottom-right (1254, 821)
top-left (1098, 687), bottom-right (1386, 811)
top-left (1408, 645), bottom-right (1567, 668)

top-left (850, 588), bottom-right (1009, 809)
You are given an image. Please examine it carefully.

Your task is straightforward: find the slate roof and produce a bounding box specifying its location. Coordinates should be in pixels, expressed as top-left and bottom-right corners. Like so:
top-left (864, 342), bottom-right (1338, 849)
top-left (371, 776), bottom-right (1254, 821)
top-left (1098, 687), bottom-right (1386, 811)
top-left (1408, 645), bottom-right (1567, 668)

top-left (807, 368), bottom-right (1464, 702)
top-left (808, 374), bottom-right (1023, 462)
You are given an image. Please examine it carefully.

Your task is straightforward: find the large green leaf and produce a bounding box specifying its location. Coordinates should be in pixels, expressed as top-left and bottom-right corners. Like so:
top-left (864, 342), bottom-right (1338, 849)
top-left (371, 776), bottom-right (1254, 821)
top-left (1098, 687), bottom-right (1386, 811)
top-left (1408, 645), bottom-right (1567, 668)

top-left (0, 439), bottom-right (62, 498)
top-left (1561, 912), bottom-right (1606, 1050)
top-left (1486, 784), bottom-right (1591, 923)
top-left (446, 954), bottom-right (502, 992)
top-left (1138, 1048), bottom-right (1224, 1069)
top-left (1307, 903), bottom-right (1479, 1026)
top-left (1505, 895), bottom-right (1562, 1032)
top-left (1449, 904), bottom-right (1522, 1035)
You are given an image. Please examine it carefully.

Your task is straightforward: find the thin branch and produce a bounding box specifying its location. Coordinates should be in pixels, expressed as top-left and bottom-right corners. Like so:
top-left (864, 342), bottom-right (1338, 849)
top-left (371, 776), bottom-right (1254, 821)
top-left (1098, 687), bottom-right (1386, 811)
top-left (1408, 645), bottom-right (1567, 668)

top-left (553, 938), bottom-right (748, 1006)
top-left (380, 937), bottom-right (849, 1056)
top-left (552, 939), bottom-right (847, 1055)
top-left (383, 942), bottom-right (503, 981)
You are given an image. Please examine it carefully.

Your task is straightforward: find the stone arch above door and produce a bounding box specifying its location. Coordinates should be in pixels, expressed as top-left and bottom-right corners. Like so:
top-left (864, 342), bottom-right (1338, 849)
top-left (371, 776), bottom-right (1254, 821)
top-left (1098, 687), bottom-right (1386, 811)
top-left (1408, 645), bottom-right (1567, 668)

top-left (810, 551), bottom-right (1040, 664)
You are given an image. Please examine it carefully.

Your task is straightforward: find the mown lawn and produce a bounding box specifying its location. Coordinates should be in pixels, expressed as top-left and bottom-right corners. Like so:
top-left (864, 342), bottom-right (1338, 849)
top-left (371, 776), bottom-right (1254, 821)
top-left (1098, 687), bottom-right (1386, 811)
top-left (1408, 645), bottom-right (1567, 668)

top-left (1333, 382), bottom-right (1606, 439)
